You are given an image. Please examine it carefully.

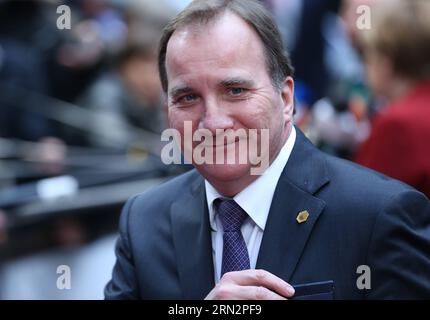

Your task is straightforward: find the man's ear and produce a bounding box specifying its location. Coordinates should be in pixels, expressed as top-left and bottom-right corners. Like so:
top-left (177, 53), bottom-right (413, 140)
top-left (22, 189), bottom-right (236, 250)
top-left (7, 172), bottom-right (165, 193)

top-left (161, 94), bottom-right (171, 126)
top-left (280, 77), bottom-right (295, 119)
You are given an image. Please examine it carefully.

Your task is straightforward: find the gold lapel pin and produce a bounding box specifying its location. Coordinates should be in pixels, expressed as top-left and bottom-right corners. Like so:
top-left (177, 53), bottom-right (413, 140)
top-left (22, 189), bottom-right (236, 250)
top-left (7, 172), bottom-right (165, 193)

top-left (296, 210), bottom-right (310, 224)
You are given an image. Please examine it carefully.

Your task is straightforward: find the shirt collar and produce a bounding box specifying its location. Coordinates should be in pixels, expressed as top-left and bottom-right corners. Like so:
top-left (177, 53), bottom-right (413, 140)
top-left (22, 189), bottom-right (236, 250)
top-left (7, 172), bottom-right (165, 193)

top-left (205, 126), bottom-right (296, 231)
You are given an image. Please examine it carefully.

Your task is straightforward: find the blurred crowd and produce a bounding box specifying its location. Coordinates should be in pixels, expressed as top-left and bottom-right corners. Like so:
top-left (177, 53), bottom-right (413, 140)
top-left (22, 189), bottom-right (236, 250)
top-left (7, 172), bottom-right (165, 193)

top-left (0, 0), bottom-right (429, 298)
top-left (0, 0), bottom-right (175, 148)
top-left (0, 0), bottom-right (183, 297)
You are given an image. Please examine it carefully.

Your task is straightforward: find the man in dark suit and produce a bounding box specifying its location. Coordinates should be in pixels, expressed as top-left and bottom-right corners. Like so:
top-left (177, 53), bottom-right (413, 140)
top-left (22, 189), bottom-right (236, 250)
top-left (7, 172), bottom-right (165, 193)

top-left (105, 0), bottom-right (430, 299)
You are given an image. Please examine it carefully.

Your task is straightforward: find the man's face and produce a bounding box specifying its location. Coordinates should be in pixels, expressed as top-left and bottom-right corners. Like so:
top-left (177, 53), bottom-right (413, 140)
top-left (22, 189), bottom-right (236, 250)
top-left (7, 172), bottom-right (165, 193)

top-left (165, 12), bottom-right (294, 194)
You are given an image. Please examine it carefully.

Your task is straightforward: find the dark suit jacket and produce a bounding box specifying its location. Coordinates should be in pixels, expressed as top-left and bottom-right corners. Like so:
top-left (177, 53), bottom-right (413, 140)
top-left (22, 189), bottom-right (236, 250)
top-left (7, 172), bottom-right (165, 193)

top-left (105, 128), bottom-right (430, 299)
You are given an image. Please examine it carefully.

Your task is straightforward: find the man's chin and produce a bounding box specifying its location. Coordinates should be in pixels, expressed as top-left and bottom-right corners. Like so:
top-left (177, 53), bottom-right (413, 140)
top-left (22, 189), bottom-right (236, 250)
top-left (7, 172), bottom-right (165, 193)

top-left (195, 163), bottom-right (253, 184)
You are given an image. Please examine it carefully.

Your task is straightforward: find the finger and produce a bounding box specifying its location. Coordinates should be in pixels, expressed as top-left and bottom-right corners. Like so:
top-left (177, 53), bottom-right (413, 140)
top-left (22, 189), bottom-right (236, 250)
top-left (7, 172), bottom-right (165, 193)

top-left (220, 269), bottom-right (295, 298)
top-left (206, 283), bottom-right (287, 300)
top-left (238, 285), bottom-right (288, 300)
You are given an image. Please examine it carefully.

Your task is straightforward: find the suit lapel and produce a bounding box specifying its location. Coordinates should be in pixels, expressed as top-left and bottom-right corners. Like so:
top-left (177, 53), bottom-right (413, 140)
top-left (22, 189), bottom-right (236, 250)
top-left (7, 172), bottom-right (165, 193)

top-left (256, 178), bottom-right (326, 281)
top-left (170, 173), bottom-right (215, 299)
top-left (256, 128), bottom-right (329, 282)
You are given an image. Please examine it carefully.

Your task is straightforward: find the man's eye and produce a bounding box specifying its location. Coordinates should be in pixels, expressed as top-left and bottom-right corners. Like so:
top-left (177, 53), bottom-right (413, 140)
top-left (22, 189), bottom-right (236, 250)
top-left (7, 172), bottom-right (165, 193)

top-left (228, 88), bottom-right (247, 96)
top-left (176, 94), bottom-right (198, 104)
top-left (184, 94), bottom-right (197, 101)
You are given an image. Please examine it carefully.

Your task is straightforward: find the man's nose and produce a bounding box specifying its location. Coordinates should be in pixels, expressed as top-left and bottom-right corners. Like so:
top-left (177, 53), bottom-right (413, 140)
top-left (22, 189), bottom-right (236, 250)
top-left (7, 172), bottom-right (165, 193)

top-left (200, 98), bottom-right (234, 134)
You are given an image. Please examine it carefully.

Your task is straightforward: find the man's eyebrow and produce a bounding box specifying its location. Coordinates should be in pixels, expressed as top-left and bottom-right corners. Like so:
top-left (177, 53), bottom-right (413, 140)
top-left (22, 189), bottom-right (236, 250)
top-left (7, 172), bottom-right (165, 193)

top-left (169, 85), bottom-right (194, 98)
top-left (219, 78), bottom-right (255, 88)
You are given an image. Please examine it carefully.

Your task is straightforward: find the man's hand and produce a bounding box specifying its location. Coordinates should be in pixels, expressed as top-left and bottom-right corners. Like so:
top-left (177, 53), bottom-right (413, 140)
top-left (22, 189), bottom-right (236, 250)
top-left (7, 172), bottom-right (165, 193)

top-left (205, 269), bottom-right (295, 300)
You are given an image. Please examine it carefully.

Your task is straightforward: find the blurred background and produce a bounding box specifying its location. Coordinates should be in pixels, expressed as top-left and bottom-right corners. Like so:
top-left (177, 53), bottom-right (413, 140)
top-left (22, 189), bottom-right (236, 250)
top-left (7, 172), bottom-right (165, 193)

top-left (0, 0), bottom-right (429, 299)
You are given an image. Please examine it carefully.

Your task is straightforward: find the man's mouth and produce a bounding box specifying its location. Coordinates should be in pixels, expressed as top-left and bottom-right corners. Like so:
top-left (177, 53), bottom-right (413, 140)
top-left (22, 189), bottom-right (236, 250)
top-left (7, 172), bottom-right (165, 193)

top-left (201, 137), bottom-right (243, 147)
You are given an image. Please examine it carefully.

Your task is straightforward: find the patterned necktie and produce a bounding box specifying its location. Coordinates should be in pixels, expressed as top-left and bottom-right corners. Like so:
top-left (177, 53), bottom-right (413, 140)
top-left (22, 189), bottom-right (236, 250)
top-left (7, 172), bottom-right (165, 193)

top-left (215, 198), bottom-right (250, 276)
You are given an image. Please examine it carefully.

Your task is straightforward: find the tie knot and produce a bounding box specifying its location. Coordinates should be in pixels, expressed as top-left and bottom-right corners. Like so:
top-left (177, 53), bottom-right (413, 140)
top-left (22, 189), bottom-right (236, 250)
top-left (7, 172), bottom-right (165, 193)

top-left (215, 199), bottom-right (248, 232)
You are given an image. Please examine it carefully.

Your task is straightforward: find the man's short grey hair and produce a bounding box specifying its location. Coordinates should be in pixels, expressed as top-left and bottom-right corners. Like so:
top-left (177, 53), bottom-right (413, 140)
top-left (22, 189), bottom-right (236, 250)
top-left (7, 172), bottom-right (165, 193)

top-left (158, 0), bottom-right (294, 93)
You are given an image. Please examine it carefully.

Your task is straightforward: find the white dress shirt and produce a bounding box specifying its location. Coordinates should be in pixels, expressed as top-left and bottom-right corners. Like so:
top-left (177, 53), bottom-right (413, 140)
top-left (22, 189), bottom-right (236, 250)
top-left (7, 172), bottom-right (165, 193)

top-left (205, 127), bottom-right (297, 283)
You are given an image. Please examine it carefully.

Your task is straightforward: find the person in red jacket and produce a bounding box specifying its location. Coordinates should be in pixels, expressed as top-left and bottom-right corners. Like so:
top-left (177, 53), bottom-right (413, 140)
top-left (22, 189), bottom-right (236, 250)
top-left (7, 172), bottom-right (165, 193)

top-left (355, 0), bottom-right (430, 199)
